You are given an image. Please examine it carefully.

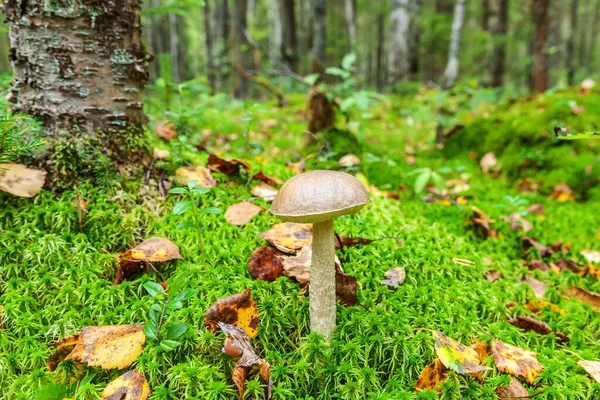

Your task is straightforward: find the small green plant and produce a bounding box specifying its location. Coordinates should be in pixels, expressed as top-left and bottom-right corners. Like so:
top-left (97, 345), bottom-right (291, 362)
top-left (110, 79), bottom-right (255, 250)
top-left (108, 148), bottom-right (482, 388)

top-left (554, 126), bottom-right (600, 140)
top-left (168, 180), bottom-right (221, 269)
top-left (0, 113), bottom-right (44, 165)
top-left (408, 167), bottom-right (446, 194)
top-left (495, 195), bottom-right (530, 215)
top-left (142, 281), bottom-right (197, 352)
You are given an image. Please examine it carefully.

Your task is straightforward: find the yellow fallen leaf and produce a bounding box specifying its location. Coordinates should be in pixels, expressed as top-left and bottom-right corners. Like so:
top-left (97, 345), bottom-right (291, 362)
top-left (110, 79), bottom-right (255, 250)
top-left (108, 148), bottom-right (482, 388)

top-left (415, 358), bottom-right (447, 392)
top-left (225, 202), bottom-right (263, 225)
top-left (204, 288), bottom-right (260, 338)
top-left (564, 286), bottom-right (600, 310)
top-left (129, 237), bottom-right (181, 262)
top-left (101, 369), bottom-right (150, 400)
top-left (175, 166), bottom-right (217, 188)
top-left (492, 339), bottom-right (543, 384)
top-left (578, 360), bottom-right (600, 382)
top-left (0, 163), bottom-right (46, 197)
top-left (259, 222), bottom-right (312, 254)
top-left (432, 331), bottom-right (489, 375)
top-left (524, 300), bottom-right (566, 315)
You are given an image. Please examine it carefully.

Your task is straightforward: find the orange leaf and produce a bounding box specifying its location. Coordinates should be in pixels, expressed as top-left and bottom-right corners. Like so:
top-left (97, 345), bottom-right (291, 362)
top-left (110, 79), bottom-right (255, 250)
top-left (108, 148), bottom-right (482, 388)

top-left (129, 237), bottom-right (181, 262)
top-left (415, 358), bottom-right (448, 392)
top-left (175, 166), bottom-right (217, 188)
top-left (154, 121), bottom-right (177, 141)
top-left (207, 154), bottom-right (251, 175)
top-left (204, 288), bottom-right (260, 338)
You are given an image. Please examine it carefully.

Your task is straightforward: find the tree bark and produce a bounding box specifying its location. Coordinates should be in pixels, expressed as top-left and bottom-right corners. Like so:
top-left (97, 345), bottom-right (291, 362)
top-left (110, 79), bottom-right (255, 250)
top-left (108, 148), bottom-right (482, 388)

top-left (491, 0), bottom-right (508, 87)
top-left (204, 0), bottom-right (218, 91)
top-left (344, 0), bottom-right (357, 50)
top-left (532, 0), bottom-right (550, 92)
top-left (376, 10), bottom-right (385, 91)
top-left (566, 0), bottom-right (578, 85)
top-left (482, 0), bottom-right (491, 31)
top-left (231, 0), bottom-right (252, 98)
top-left (388, 0), bottom-right (411, 84)
top-left (311, 0), bottom-right (327, 74)
top-left (588, 0), bottom-right (600, 72)
top-left (443, 0), bottom-right (467, 88)
top-left (3, 0), bottom-right (149, 184)
top-left (266, 0), bottom-right (283, 60)
top-left (282, 0), bottom-right (298, 72)
top-left (408, 0), bottom-right (422, 80)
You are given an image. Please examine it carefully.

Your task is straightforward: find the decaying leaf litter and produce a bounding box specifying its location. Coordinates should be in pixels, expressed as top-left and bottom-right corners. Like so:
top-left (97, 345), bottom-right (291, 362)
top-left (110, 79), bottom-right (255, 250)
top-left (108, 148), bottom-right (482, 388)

top-left (3, 86), bottom-right (600, 399)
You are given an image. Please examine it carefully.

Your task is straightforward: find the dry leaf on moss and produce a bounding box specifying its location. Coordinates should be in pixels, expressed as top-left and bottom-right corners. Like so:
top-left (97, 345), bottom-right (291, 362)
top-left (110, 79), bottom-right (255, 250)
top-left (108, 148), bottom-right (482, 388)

top-left (338, 154), bottom-right (360, 167)
top-left (0, 163), bottom-right (46, 197)
top-left (250, 182), bottom-right (278, 202)
top-left (281, 245), bottom-right (312, 284)
top-left (207, 154), bottom-right (251, 175)
top-left (101, 369), bottom-right (150, 400)
top-left (175, 166), bottom-right (217, 188)
top-left (259, 223), bottom-right (313, 253)
top-left (549, 183), bottom-right (575, 202)
top-left (248, 246), bottom-right (284, 281)
top-left (225, 202), bottom-right (263, 225)
top-left (154, 121), bottom-right (177, 141)
top-left (113, 238), bottom-right (181, 285)
top-left (578, 360), bottom-right (600, 382)
top-left (380, 267), bottom-right (406, 288)
top-left (564, 286), bottom-right (600, 310)
top-left (335, 264), bottom-right (358, 306)
top-left (484, 269), bottom-right (503, 282)
top-left (494, 377), bottom-right (529, 399)
top-left (479, 152), bottom-right (497, 174)
top-left (502, 213), bottom-right (532, 233)
top-left (581, 250), bottom-right (600, 264)
top-left (48, 325), bottom-right (145, 370)
top-left (522, 237), bottom-right (553, 258)
top-left (252, 170), bottom-right (282, 186)
top-left (467, 206), bottom-right (497, 239)
top-left (334, 235), bottom-right (374, 249)
top-left (523, 277), bottom-right (547, 300)
top-left (508, 316), bottom-right (552, 335)
top-left (414, 358), bottom-right (447, 392)
top-left (524, 300), bottom-right (566, 315)
top-left (204, 288), bottom-right (260, 338)
top-left (432, 331), bottom-right (489, 375)
top-left (492, 339), bottom-right (543, 384)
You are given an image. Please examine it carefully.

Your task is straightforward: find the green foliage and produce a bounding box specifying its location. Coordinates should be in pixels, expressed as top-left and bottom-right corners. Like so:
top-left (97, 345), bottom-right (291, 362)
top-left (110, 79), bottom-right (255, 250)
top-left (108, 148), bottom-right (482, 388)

top-left (0, 113), bottom-right (44, 165)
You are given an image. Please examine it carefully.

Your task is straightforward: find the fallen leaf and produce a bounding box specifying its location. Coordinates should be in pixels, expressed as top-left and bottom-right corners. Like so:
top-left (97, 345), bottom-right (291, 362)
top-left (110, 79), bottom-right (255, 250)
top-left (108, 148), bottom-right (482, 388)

top-left (338, 154), bottom-right (360, 167)
top-left (174, 166), bottom-right (217, 188)
top-left (578, 360), bottom-right (600, 382)
top-left (550, 259), bottom-right (586, 276)
top-left (529, 260), bottom-right (550, 272)
top-left (252, 170), bottom-right (282, 186)
top-left (502, 213), bottom-right (532, 233)
top-left (523, 277), bottom-right (546, 300)
top-left (508, 316), bottom-right (552, 335)
top-left (526, 204), bottom-right (545, 215)
top-left (581, 250), bottom-right (600, 264)
top-left (571, 104), bottom-right (586, 114)
top-left (492, 339), bottom-right (544, 384)
top-left (518, 179), bottom-right (539, 193)
top-left (484, 269), bottom-right (504, 282)
top-left (549, 240), bottom-right (570, 254)
top-left (469, 338), bottom-right (491, 381)
top-left (432, 331), bottom-right (489, 375)
top-left (495, 377), bottom-right (529, 399)
top-left (380, 267), bottom-right (406, 288)
top-left (522, 237), bottom-right (553, 258)
top-left (334, 235), bottom-right (374, 249)
top-left (153, 147), bottom-right (170, 160)
top-left (259, 223), bottom-right (312, 254)
top-left (414, 358), bottom-right (448, 392)
top-left (155, 121), bottom-right (177, 141)
top-left (524, 300), bottom-right (566, 315)
top-left (286, 160), bottom-right (306, 175)
top-left (101, 369), bottom-right (150, 400)
top-left (248, 247), bottom-right (284, 281)
top-left (479, 152), bottom-right (497, 174)
top-left (0, 164), bottom-right (46, 197)
top-left (250, 182), bottom-right (278, 202)
top-left (587, 264), bottom-right (600, 281)
top-left (225, 202), bottom-right (263, 225)
top-left (129, 237), bottom-right (181, 262)
top-left (564, 286), bottom-right (600, 310)
top-left (204, 288), bottom-right (260, 338)
top-left (207, 154), bottom-right (251, 175)
top-left (260, 119), bottom-right (278, 130)
top-left (335, 264), bottom-right (358, 306)
top-left (218, 322), bottom-right (272, 400)
top-left (549, 183), bottom-right (575, 202)
top-left (49, 325), bottom-right (145, 370)
top-left (467, 206), bottom-right (497, 239)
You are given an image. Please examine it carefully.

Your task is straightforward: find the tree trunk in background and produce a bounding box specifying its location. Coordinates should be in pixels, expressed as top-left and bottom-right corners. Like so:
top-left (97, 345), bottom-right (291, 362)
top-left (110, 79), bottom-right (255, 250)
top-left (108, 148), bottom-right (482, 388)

top-left (282, 0), bottom-right (299, 71)
top-left (482, 0), bottom-right (491, 31)
top-left (566, 0), bottom-right (578, 85)
top-left (2, 0), bottom-right (149, 184)
top-left (169, 12), bottom-right (181, 82)
top-left (443, 0), bottom-right (467, 88)
top-left (218, 0), bottom-right (231, 91)
top-left (532, 0), bottom-right (550, 92)
top-left (408, 0), bottom-right (422, 80)
top-left (388, 0), bottom-right (411, 84)
top-left (588, 0), bottom-right (600, 71)
top-left (267, 0), bottom-right (283, 60)
top-left (344, 0), bottom-right (357, 49)
top-left (311, 0), bottom-right (327, 74)
top-left (376, 10), bottom-right (385, 91)
top-left (435, 0), bottom-right (455, 13)
top-left (204, 0), bottom-right (218, 91)
top-left (491, 0), bottom-right (508, 87)
top-left (231, 0), bottom-right (251, 98)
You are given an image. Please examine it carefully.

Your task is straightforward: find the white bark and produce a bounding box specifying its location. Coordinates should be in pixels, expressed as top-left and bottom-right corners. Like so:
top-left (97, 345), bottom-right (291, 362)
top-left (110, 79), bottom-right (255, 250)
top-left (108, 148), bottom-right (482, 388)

top-left (267, 0), bottom-right (283, 59)
top-left (310, 219), bottom-right (336, 342)
top-left (344, 0), bottom-right (357, 49)
top-left (388, 0), bottom-right (411, 83)
top-left (443, 0), bottom-right (467, 88)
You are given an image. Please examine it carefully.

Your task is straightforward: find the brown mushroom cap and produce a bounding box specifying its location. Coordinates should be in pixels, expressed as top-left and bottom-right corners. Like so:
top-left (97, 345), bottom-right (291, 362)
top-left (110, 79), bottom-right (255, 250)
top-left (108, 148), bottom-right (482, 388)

top-left (270, 170), bottom-right (369, 223)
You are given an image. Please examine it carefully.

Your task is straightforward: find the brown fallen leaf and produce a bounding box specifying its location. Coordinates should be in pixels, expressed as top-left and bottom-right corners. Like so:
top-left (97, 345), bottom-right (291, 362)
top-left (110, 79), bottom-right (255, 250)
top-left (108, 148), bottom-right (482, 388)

top-left (113, 238), bottom-right (181, 285)
top-left (252, 170), bottom-right (282, 186)
top-left (225, 202), bottom-right (263, 225)
top-left (218, 322), bottom-right (272, 400)
top-left (495, 377), bottom-right (529, 399)
top-left (334, 235), bottom-right (374, 249)
top-left (550, 259), bottom-right (586, 276)
top-left (49, 325), bottom-right (145, 370)
top-left (469, 338), bottom-right (491, 381)
top-left (564, 286), bottom-right (600, 310)
top-left (153, 147), bottom-right (170, 160)
top-left (549, 240), bottom-right (570, 254)
top-left (587, 264), bottom-right (600, 281)
top-left (338, 154), bottom-right (360, 167)
top-left (175, 166), bottom-right (217, 188)
top-left (529, 260), bottom-right (550, 272)
top-left (335, 264), bottom-right (358, 306)
top-left (432, 331), bottom-right (489, 375)
top-left (467, 206), bottom-right (498, 239)
top-left (484, 269), bottom-right (504, 282)
top-left (380, 267), bottom-right (406, 288)
top-left (204, 288), bottom-right (260, 338)
top-left (248, 247), bottom-right (284, 282)
top-left (508, 316), bottom-right (552, 335)
top-left (479, 152), bottom-right (497, 174)
top-left (581, 250), bottom-right (600, 264)
top-left (518, 179), bottom-right (539, 193)
top-left (578, 360), bottom-right (600, 382)
top-left (414, 358), bottom-right (448, 392)
top-left (549, 183), bottom-right (575, 202)
top-left (259, 223), bottom-right (313, 254)
top-left (0, 164), bottom-right (46, 197)
top-left (526, 204), bottom-right (545, 215)
top-left (522, 237), bottom-right (553, 258)
top-left (286, 160), bottom-right (306, 175)
top-left (492, 339), bottom-right (544, 384)
top-left (47, 334), bottom-right (79, 371)
top-left (281, 245), bottom-right (312, 284)
top-left (523, 277), bottom-right (547, 300)
top-left (524, 300), bottom-right (566, 315)
top-left (101, 369), bottom-right (150, 400)
top-left (502, 213), bottom-right (532, 233)
top-left (207, 154), bottom-right (251, 175)
top-left (250, 182), bottom-right (278, 202)
top-left (154, 121), bottom-right (177, 141)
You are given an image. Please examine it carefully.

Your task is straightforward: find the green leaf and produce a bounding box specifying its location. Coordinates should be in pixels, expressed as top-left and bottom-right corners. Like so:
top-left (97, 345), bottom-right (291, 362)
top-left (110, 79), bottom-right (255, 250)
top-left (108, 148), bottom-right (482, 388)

top-left (192, 186), bottom-right (210, 195)
top-left (555, 131), bottom-right (600, 140)
top-left (304, 73), bottom-right (320, 86)
top-left (167, 300), bottom-right (183, 310)
top-left (173, 201), bottom-right (192, 215)
top-left (431, 172), bottom-right (446, 191)
top-left (143, 323), bottom-right (158, 340)
top-left (168, 187), bottom-right (187, 194)
top-left (200, 207), bottom-right (222, 214)
top-left (160, 340), bottom-right (181, 352)
top-left (34, 383), bottom-right (70, 400)
top-left (166, 323), bottom-right (188, 340)
top-left (341, 53), bottom-right (357, 71)
top-left (414, 171), bottom-right (431, 193)
top-left (173, 289), bottom-right (198, 302)
top-left (176, 221), bottom-right (195, 230)
top-left (144, 282), bottom-right (165, 297)
top-left (187, 180), bottom-right (199, 189)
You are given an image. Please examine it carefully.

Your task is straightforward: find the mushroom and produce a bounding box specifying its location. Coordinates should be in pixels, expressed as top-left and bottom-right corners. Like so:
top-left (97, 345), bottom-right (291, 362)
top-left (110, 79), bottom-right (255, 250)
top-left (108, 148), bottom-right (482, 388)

top-left (270, 170), bottom-right (369, 341)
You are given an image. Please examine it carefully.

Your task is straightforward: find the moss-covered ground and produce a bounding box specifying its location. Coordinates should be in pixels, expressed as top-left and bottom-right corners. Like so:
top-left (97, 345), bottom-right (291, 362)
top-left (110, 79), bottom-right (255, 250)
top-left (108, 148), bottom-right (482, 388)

top-left (1, 84), bottom-right (600, 399)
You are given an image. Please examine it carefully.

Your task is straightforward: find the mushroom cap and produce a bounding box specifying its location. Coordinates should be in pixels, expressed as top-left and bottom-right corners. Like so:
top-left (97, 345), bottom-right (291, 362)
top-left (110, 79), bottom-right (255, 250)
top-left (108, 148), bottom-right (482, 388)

top-left (270, 170), bottom-right (369, 223)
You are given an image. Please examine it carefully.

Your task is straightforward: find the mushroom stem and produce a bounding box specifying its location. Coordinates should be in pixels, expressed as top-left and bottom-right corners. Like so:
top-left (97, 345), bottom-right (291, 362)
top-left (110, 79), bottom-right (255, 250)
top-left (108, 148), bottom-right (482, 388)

top-left (310, 218), bottom-right (336, 342)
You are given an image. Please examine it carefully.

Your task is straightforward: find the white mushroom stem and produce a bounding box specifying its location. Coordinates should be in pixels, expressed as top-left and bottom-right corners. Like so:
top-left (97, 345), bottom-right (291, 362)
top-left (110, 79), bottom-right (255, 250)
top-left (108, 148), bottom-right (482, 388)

top-left (310, 218), bottom-right (336, 342)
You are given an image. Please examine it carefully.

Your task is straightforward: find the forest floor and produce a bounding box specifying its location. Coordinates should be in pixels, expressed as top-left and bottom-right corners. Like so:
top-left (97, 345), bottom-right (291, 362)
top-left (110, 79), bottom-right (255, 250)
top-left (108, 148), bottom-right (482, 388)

top-left (1, 83), bottom-right (600, 399)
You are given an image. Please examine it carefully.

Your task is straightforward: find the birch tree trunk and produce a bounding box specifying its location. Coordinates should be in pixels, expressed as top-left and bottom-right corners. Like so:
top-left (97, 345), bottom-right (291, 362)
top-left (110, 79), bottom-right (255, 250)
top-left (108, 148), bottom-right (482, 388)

top-left (443, 0), bottom-right (467, 89)
top-left (2, 0), bottom-right (149, 184)
top-left (532, 0), bottom-right (550, 92)
top-left (388, 0), bottom-right (411, 83)
top-left (491, 0), bottom-right (508, 87)
top-left (231, 0), bottom-right (251, 98)
top-left (344, 0), bottom-right (357, 49)
top-left (311, 0), bottom-right (327, 74)
top-left (267, 0), bottom-right (283, 60)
